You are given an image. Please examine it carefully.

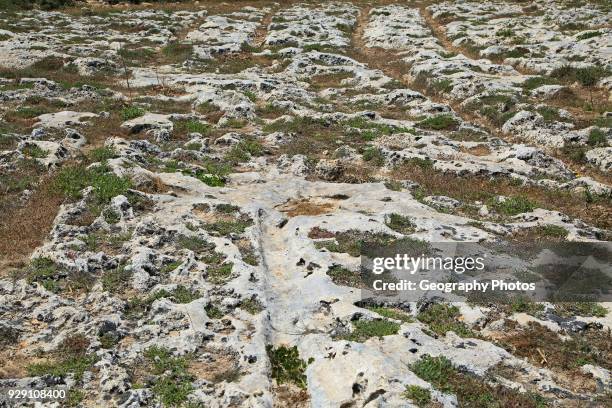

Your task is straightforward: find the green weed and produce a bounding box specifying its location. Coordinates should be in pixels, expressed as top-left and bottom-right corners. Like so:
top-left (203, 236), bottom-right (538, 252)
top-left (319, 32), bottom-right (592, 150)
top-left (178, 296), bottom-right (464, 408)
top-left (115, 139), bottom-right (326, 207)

top-left (266, 345), bottom-right (312, 389)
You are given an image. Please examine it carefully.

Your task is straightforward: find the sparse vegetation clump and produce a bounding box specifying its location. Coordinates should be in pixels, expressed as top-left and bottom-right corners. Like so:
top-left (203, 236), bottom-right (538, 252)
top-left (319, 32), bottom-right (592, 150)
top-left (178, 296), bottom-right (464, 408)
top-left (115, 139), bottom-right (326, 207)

top-left (205, 303), bottom-right (224, 319)
top-left (587, 128), bottom-right (607, 146)
top-left (181, 158), bottom-right (230, 187)
top-left (315, 230), bottom-right (395, 257)
top-left (367, 306), bottom-right (413, 323)
top-left (384, 213), bottom-right (416, 234)
top-left (0, 0), bottom-right (76, 11)
top-left (522, 76), bottom-right (559, 91)
top-left (431, 78), bottom-right (453, 94)
top-left (491, 195), bottom-right (535, 216)
top-left (411, 355), bottom-right (545, 407)
top-left (120, 105), bottom-right (145, 121)
top-left (553, 302), bottom-right (607, 318)
top-left (27, 335), bottom-right (97, 382)
top-left (204, 208), bottom-right (253, 236)
top-left (509, 296), bottom-right (545, 316)
top-left (53, 164), bottom-right (132, 205)
top-left (23, 257), bottom-right (93, 293)
top-left (326, 264), bottom-right (362, 287)
top-left (337, 319), bottom-right (400, 342)
top-left (126, 285), bottom-right (200, 318)
top-left (224, 138), bottom-right (264, 165)
top-left (550, 65), bottom-right (610, 88)
top-left (498, 321), bottom-right (611, 372)
top-left (22, 145), bottom-right (48, 158)
top-left (402, 385), bottom-right (431, 406)
top-left (267, 345), bottom-right (312, 389)
top-left (240, 297), bottom-right (264, 314)
top-left (361, 146), bottom-right (385, 166)
top-left (417, 303), bottom-right (474, 338)
top-left (101, 265), bottom-right (131, 292)
top-left (89, 146), bottom-right (117, 162)
top-left (161, 42), bottom-right (193, 63)
top-left (174, 119), bottom-right (211, 136)
top-left (206, 262), bottom-right (234, 284)
top-left (144, 346), bottom-right (195, 406)
top-left (417, 114), bottom-right (459, 130)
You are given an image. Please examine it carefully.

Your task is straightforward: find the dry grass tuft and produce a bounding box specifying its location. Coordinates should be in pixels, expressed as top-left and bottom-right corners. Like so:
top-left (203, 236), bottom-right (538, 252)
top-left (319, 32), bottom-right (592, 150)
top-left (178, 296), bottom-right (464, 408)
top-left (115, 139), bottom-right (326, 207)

top-left (277, 198), bottom-right (337, 217)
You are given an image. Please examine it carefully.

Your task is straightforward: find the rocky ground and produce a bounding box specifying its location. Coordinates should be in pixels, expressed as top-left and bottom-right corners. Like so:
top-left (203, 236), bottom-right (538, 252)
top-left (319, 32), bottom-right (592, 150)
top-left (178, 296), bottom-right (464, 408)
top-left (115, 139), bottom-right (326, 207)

top-left (0, 0), bottom-right (611, 407)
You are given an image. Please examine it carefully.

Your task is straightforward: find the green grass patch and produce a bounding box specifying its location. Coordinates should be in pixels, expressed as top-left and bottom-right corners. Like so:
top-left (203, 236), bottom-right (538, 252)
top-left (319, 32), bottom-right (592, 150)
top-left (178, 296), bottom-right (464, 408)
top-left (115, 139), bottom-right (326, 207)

top-left (88, 146), bottom-right (117, 162)
top-left (240, 297), bottom-right (264, 315)
top-left (262, 116), bottom-right (329, 134)
top-left (315, 230), bottom-right (395, 257)
top-left (144, 346), bottom-right (194, 407)
top-left (126, 285), bottom-right (200, 318)
top-left (161, 261), bottom-right (182, 274)
top-left (509, 296), bottom-right (545, 315)
top-left (529, 225), bottom-right (568, 238)
top-left (98, 331), bottom-right (120, 349)
top-left (550, 65), bottom-right (611, 87)
top-left (101, 265), bottom-right (131, 293)
top-left (417, 304), bottom-right (474, 337)
top-left (22, 144), bottom-right (48, 158)
top-left (146, 286), bottom-right (201, 305)
top-left (403, 157), bottom-right (433, 170)
top-left (6, 105), bottom-right (49, 120)
top-left (216, 204), bottom-right (240, 213)
top-left (367, 306), bottom-right (413, 323)
top-left (384, 180), bottom-right (403, 191)
top-left (162, 42), bottom-right (193, 63)
top-left (204, 217), bottom-right (253, 236)
top-left (66, 389), bottom-right (85, 407)
top-left (361, 146), bottom-right (385, 166)
top-left (53, 164), bottom-right (132, 204)
top-left (417, 114), bottom-right (459, 130)
top-left (223, 118), bottom-right (247, 128)
top-left (522, 76), bottom-right (559, 91)
top-left (385, 213), bottom-right (416, 234)
top-left (120, 105), bottom-right (145, 121)
top-left (342, 117), bottom-right (413, 136)
top-left (181, 158), bottom-right (230, 187)
top-left (103, 207), bottom-right (120, 224)
top-left (554, 302), bottom-right (607, 318)
top-left (403, 385), bottom-right (431, 406)
top-left (27, 335), bottom-right (97, 382)
top-left (588, 128), bottom-right (607, 146)
top-left (431, 79), bottom-right (453, 94)
top-left (174, 119), bottom-right (211, 135)
top-left (23, 257), bottom-right (92, 293)
top-left (266, 345), bottom-right (312, 389)
top-left (411, 355), bottom-right (546, 407)
top-left (196, 101), bottom-right (220, 115)
top-left (224, 138), bottom-right (264, 165)
top-left (338, 319), bottom-right (401, 342)
top-left (490, 195), bottom-right (535, 216)
top-left (184, 142), bottom-right (202, 151)
top-left (327, 264), bottom-right (361, 287)
top-left (411, 355), bottom-right (454, 392)
top-left (243, 90), bottom-right (257, 102)
top-left (576, 31), bottom-right (603, 40)
top-left (205, 303), bottom-right (224, 319)
top-left (496, 28), bottom-right (515, 38)
top-left (536, 106), bottom-right (565, 123)
top-left (206, 263), bottom-right (234, 284)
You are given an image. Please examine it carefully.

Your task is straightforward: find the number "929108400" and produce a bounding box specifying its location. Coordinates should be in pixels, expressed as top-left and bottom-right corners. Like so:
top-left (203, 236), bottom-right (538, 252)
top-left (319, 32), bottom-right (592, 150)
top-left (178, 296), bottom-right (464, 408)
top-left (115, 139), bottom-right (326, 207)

top-left (2, 388), bottom-right (67, 400)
